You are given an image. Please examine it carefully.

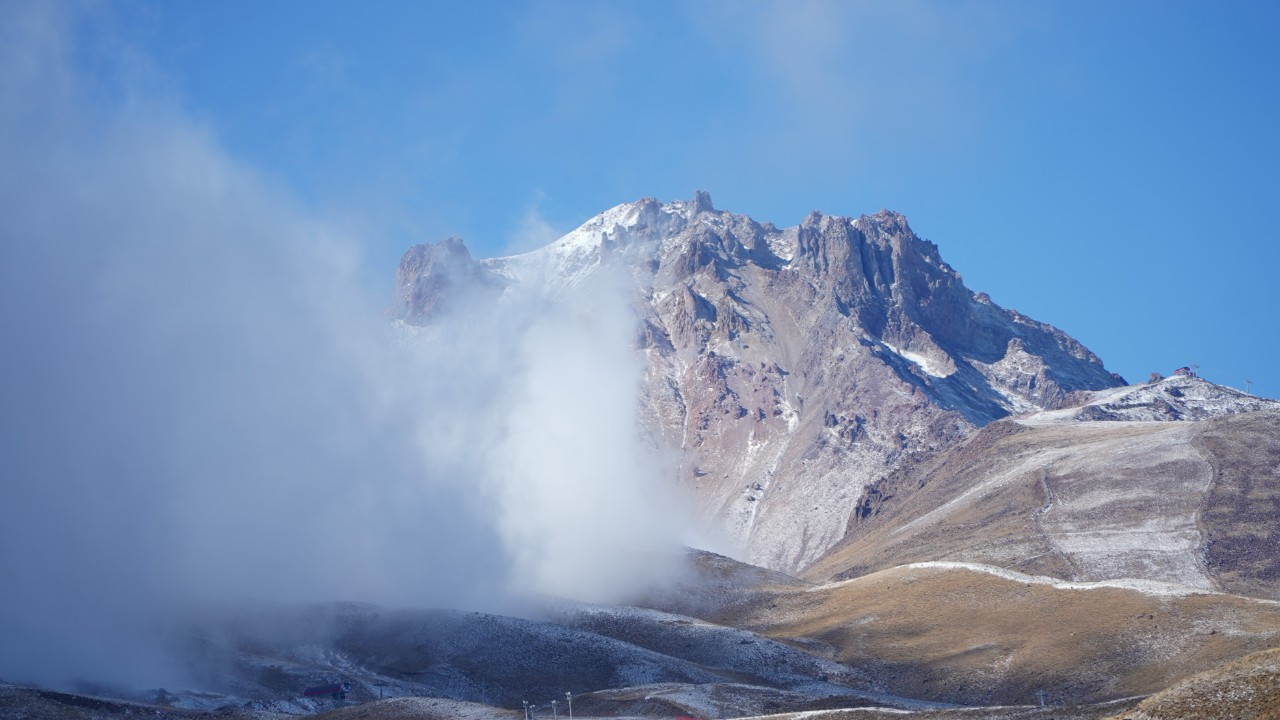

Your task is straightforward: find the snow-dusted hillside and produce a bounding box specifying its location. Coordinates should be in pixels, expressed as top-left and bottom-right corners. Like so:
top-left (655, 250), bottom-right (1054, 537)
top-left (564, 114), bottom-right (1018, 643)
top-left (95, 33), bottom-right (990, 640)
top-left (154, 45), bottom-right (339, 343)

top-left (1026, 374), bottom-right (1279, 423)
top-left (808, 385), bottom-right (1280, 602)
top-left (119, 593), bottom-right (952, 718)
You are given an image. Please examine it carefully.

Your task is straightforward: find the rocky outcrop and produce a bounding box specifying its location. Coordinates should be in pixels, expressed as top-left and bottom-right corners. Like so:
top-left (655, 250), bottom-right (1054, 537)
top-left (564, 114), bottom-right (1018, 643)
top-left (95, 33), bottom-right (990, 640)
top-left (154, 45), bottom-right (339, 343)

top-left (392, 193), bottom-right (1126, 572)
top-left (390, 236), bottom-right (504, 324)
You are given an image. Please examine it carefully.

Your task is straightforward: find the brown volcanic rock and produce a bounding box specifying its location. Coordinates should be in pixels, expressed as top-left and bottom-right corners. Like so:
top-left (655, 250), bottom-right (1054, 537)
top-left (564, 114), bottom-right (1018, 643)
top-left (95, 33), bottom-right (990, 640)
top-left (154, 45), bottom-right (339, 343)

top-left (392, 194), bottom-right (1125, 572)
top-left (390, 237), bottom-right (504, 324)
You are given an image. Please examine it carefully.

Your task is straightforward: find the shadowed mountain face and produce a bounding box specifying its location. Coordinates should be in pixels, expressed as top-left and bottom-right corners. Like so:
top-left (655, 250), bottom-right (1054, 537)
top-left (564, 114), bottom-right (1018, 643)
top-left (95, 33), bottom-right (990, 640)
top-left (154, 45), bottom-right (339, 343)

top-left (393, 193), bottom-right (1123, 571)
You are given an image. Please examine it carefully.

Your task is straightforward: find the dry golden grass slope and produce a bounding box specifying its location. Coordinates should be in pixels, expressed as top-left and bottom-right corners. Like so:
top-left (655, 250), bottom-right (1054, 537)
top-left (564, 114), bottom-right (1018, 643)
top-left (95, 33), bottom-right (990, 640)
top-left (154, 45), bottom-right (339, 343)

top-left (671, 562), bottom-right (1280, 707)
top-left (1103, 647), bottom-right (1280, 720)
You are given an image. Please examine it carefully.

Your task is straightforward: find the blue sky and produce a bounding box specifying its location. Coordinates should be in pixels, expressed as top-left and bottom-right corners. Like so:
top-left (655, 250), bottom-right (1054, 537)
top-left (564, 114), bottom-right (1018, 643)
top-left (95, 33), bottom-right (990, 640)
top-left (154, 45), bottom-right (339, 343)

top-left (54, 1), bottom-right (1280, 395)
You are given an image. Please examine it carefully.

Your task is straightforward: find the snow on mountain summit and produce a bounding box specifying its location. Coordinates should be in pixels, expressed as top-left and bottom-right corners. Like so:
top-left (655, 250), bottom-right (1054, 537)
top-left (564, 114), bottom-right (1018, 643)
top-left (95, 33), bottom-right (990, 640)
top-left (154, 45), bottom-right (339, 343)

top-left (483, 193), bottom-right (730, 290)
top-left (392, 192), bottom-right (1128, 571)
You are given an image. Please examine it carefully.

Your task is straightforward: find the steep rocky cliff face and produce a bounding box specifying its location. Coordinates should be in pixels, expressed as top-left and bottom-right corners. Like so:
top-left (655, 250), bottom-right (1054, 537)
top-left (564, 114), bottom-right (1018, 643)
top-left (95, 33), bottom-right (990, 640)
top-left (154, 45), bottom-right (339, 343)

top-left (390, 236), bottom-right (505, 324)
top-left (393, 193), bottom-right (1124, 572)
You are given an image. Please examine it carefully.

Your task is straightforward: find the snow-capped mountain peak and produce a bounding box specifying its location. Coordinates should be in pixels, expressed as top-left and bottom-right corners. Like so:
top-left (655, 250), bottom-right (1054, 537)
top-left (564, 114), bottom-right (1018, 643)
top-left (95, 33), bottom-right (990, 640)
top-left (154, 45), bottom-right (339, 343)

top-left (392, 193), bottom-right (1126, 571)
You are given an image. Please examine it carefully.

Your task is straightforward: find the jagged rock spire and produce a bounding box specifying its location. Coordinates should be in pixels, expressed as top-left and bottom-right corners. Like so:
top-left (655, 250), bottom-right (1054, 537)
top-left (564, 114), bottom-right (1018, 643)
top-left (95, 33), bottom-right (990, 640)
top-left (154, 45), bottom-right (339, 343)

top-left (691, 190), bottom-right (714, 214)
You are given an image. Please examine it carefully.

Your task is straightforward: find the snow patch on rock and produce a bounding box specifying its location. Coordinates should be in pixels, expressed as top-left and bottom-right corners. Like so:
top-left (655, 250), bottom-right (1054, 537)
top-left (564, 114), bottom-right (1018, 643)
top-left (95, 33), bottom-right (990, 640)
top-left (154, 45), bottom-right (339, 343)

top-left (881, 341), bottom-right (954, 379)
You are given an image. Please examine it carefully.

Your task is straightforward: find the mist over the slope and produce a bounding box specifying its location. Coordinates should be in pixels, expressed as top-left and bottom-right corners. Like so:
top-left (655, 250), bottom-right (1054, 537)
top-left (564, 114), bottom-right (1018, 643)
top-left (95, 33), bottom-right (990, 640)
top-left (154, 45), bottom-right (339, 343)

top-left (0, 3), bottom-right (684, 691)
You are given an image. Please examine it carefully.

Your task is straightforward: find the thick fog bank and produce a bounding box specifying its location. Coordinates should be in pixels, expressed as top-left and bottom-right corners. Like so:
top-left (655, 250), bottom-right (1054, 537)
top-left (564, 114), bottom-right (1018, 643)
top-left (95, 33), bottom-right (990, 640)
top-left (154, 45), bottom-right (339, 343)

top-left (0, 3), bottom-right (685, 691)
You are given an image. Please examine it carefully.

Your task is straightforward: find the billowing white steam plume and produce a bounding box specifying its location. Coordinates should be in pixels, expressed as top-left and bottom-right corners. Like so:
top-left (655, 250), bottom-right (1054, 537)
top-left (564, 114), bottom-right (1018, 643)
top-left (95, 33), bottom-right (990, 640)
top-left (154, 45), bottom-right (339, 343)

top-left (0, 3), bottom-right (684, 691)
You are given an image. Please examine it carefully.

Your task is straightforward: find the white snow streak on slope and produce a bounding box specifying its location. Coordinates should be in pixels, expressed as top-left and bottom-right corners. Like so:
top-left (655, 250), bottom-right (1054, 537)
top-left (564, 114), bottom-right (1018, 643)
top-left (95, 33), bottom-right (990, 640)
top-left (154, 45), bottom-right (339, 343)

top-left (764, 229), bottom-right (798, 263)
top-left (487, 199), bottom-right (702, 292)
top-left (906, 562), bottom-right (1278, 601)
top-left (812, 562), bottom-right (1280, 603)
top-left (485, 202), bottom-right (644, 289)
top-left (987, 377), bottom-right (1040, 416)
top-left (726, 710), bottom-right (913, 719)
top-left (881, 341), bottom-right (954, 379)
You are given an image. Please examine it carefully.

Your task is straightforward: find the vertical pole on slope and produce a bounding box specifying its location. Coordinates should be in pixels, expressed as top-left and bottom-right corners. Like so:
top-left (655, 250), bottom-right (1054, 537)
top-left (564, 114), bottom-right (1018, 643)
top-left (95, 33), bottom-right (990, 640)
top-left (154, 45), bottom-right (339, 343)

top-left (552, 699), bottom-right (559, 719)
top-left (523, 700), bottom-right (529, 720)
top-left (1036, 688), bottom-right (1048, 707)
top-left (566, 691), bottom-right (573, 719)
top-left (1245, 379), bottom-right (1254, 394)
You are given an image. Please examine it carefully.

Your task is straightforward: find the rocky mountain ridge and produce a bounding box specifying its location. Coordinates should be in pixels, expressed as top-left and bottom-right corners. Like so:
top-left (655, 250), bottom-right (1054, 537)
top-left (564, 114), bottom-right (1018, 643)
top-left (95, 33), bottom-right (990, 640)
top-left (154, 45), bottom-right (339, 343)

top-left (393, 193), bottom-right (1125, 572)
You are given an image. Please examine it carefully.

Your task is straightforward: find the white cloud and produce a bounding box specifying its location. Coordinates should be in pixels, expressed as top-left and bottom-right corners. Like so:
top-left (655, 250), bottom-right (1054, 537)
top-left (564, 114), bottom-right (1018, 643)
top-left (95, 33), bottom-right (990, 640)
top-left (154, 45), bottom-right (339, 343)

top-left (0, 1), bottom-right (682, 692)
top-left (689, 0), bottom-right (1024, 161)
top-left (503, 197), bottom-right (566, 255)
top-left (488, 270), bottom-right (683, 603)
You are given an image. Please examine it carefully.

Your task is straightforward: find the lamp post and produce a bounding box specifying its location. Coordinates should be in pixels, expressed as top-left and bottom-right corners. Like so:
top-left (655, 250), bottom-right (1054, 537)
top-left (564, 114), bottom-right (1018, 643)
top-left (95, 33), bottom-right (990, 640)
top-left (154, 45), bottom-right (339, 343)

top-left (552, 699), bottom-right (558, 719)
top-left (523, 700), bottom-right (529, 720)
top-left (565, 691), bottom-right (573, 719)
